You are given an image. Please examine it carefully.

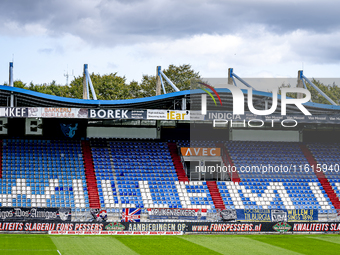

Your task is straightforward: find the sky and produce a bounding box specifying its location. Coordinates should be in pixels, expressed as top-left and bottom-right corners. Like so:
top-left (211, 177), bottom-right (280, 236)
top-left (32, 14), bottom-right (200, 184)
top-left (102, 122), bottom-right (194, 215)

top-left (0, 0), bottom-right (340, 91)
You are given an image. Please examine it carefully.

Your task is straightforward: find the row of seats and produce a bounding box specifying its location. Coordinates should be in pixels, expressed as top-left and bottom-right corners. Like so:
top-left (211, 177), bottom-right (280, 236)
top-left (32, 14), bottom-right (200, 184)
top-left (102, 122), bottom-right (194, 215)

top-left (308, 143), bottom-right (340, 180)
top-left (223, 141), bottom-right (338, 212)
top-left (226, 141), bottom-right (316, 181)
top-left (216, 181), bottom-right (334, 211)
top-left (1, 138), bottom-right (340, 214)
top-left (0, 139), bottom-right (89, 211)
top-left (91, 140), bottom-right (214, 209)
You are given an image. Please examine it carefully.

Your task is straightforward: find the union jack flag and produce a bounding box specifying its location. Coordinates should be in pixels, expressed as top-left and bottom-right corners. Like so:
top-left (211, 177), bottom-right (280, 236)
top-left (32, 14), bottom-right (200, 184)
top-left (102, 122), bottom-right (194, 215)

top-left (121, 208), bottom-right (141, 222)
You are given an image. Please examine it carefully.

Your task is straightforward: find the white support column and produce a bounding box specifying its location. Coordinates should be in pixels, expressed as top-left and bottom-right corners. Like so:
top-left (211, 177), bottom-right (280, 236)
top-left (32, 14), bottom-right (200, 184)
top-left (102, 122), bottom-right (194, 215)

top-left (9, 62), bottom-right (14, 107)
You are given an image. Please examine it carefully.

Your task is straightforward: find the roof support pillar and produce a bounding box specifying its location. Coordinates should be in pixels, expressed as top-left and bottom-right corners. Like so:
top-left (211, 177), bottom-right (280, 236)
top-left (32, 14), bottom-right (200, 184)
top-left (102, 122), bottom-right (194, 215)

top-left (182, 98), bottom-right (186, 110)
top-left (9, 62), bottom-right (14, 107)
top-left (297, 70), bottom-right (304, 99)
top-left (228, 68), bottom-right (233, 85)
top-left (156, 66), bottom-right (161, 96)
top-left (83, 64), bottom-right (89, 99)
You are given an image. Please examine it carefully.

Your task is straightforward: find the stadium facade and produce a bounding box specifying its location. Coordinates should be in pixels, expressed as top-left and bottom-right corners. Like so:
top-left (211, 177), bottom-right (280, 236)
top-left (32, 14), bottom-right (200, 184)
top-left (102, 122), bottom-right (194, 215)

top-left (0, 82), bottom-right (340, 234)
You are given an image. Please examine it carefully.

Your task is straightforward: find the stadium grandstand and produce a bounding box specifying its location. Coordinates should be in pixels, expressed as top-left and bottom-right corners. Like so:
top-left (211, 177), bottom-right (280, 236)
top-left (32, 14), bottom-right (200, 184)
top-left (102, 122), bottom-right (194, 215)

top-left (1, 66), bottom-right (340, 227)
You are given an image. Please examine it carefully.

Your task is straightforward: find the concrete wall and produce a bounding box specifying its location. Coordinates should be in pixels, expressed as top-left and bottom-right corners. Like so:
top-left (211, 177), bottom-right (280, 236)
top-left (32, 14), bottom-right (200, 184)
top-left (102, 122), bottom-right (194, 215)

top-left (87, 127), bottom-right (157, 139)
top-left (231, 130), bottom-right (299, 142)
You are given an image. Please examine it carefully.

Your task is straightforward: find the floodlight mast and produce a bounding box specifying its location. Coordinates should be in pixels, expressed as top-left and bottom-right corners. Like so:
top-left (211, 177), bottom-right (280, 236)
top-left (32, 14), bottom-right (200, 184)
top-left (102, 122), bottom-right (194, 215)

top-left (82, 64), bottom-right (97, 100)
top-left (9, 62), bottom-right (14, 107)
top-left (157, 66), bottom-right (180, 93)
top-left (228, 68), bottom-right (255, 90)
top-left (228, 68), bottom-right (336, 105)
top-left (157, 66), bottom-right (167, 94)
top-left (299, 70), bottom-right (337, 106)
top-left (155, 66), bottom-right (162, 96)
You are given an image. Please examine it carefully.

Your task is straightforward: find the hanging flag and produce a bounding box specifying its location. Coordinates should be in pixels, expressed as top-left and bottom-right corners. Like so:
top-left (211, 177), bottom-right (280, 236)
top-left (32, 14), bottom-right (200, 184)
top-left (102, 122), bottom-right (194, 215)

top-left (121, 208), bottom-right (141, 222)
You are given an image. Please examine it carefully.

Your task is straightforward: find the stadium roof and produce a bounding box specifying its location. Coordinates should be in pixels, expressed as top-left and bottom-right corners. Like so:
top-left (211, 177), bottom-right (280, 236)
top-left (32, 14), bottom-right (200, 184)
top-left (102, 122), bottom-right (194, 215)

top-left (0, 85), bottom-right (339, 114)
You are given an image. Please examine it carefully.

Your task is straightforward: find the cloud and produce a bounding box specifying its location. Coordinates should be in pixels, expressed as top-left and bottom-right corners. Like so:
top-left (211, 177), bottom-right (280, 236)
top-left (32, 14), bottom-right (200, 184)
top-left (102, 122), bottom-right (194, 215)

top-left (107, 62), bottom-right (118, 69)
top-left (1, 0), bottom-right (340, 45)
top-left (288, 30), bottom-right (340, 64)
top-left (1, 0), bottom-right (340, 85)
top-left (38, 48), bottom-right (53, 54)
top-left (131, 28), bottom-right (340, 75)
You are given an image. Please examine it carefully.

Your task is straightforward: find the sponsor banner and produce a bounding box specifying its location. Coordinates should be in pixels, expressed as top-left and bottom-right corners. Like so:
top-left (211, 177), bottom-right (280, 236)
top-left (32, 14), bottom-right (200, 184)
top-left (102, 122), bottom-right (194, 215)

top-left (0, 108), bottom-right (29, 117)
top-left (105, 222), bottom-right (126, 231)
top-left (181, 147), bottom-right (221, 156)
top-left (147, 110), bottom-right (167, 120)
top-left (0, 207), bottom-right (71, 222)
top-left (40, 108), bottom-right (88, 118)
top-left (190, 222), bottom-right (264, 232)
top-left (0, 221), bottom-right (188, 233)
top-left (88, 109), bottom-right (146, 119)
top-left (0, 222), bottom-right (102, 232)
top-left (0, 108), bottom-right (88, 118)
top-left (205, 111), bottom-right (340, 124)
top-left (48, 231), bottom-right (184, 235)
top-left (1, 108), bottom-right (340, 123)
top-left (189, 110), bottom-right (205, 121)
top-left (147, 208), bottom-right (207, 220)
top-left (1, 221), bottom-right (340, 233)
top-left (236, 209), bottom-right (318, 222)
top-left (272, 222), bottom-right (292, 233)
top-left (292, 222), bottom-right (340, 232)
top-left (189, 222), bottom-right (340, 233)
top-left (27, 107), bottom-right (40, 117)
top-left (166, 110), bottom-right (190, 120)
top-left (147, 110), bottom-right (190, 120)
top-left (124, 222), bottom-right (188, 232)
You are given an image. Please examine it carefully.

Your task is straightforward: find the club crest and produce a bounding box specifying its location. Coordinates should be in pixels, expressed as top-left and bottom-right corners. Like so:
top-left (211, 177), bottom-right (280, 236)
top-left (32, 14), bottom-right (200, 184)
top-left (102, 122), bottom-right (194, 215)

top-left (60, 123), bottom-right (78, 138)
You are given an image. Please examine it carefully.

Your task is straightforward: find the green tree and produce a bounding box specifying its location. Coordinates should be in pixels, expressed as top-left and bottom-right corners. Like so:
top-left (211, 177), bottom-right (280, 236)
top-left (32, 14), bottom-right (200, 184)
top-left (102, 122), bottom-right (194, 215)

top-left (163, 64), bottom-right (201, 91)
top-left (279, 79), bottom-right (340, 105)
top-left (128, 80), bottom-right (143, 99)
top-left (139, 64), bottom-right (201, 97)
top-left (6, 64), bottom-right (202, 100)
top-left (305, 79), bottom-right (340, 105)
top-left (138, 75), bottom-right (157, 97)
top-left (25, 81), bottom-right (68, 97)
top-left (3, 80), bottom-right (27, 88)
top-left (14, 80), bottom-right (27, 89)
top-left (67, 72), bottom-right (131, 100)
top-left (66, 77), bottom-right (83, 99)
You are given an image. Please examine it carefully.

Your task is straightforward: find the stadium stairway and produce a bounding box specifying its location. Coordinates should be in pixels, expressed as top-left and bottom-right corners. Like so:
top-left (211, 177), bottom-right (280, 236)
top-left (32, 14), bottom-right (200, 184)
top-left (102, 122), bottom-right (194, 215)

top-left (168, 142), bottom-right (189, 182)
top-left (206, 181), bottom-right (225, 210)
top-left (218, 143), bottom-right (240, 182)
top-left (300, 144), bottom-right (340, 210)
top-left (81, 141), bottom-right (100, 208)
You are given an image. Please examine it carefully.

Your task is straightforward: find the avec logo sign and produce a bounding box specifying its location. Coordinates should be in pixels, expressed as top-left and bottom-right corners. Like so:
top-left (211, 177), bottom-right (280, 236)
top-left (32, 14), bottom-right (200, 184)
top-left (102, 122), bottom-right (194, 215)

top-left (181, 147), bottom-right (221, 156)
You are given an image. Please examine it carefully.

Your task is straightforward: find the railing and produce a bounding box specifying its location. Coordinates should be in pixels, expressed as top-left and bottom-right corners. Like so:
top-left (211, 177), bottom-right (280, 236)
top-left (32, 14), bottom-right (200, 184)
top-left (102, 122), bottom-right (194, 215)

top-left (219, 145), bottom-right (232, 181)
top-left (177, 142), bottom-right (188, 179)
